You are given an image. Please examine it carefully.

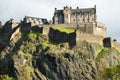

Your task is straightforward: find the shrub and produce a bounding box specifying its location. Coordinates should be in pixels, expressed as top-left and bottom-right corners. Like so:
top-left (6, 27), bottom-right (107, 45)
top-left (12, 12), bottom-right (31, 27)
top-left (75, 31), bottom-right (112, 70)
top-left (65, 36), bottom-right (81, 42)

top-left (104, 65), bottom-right (120, 80)
top-left (0, 26), bottom-right (2, 29)
top-left (0, 75), bottom-right (14, 80)
top-left (96, 48), bottom-right (109, 61)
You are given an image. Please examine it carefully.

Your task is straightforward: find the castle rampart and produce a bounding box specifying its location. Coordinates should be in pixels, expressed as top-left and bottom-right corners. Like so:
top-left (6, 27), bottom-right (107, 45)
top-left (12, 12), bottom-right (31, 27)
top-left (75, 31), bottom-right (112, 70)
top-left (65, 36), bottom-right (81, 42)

top-left (41, 22), bottom-right (106, 37)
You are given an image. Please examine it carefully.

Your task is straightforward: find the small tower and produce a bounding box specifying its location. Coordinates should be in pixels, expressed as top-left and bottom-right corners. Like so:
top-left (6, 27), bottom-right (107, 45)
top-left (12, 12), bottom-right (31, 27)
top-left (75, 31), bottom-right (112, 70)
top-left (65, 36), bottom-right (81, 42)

top-left (63, 6), bottom-right (71, 23)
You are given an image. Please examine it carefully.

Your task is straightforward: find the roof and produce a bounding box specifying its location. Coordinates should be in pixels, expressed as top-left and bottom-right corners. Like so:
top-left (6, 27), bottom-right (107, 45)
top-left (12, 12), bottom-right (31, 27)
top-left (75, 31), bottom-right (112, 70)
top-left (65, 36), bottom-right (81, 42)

top-left (71, 8), bottom-right (95, 13)
top-left (25, 16), bottom-right (47, 20)
top-left (54, 10), bottom-right (63, 14)
top-left (54, 7), bottom-right (95, 14)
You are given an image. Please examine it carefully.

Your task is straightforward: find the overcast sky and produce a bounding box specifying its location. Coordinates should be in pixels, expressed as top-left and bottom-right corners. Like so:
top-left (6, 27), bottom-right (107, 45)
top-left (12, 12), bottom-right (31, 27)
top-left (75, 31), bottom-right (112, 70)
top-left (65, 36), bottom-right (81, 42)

top-left (0, 0), bottom-right (120, 42)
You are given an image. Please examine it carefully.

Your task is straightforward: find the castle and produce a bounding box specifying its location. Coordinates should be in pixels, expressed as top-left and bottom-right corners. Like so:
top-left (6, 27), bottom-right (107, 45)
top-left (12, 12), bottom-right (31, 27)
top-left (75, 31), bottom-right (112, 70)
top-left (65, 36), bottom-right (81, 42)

top-left (53, 5), bottom-right (96, 24)
top-left (1, 5), bottom-right (119, 48)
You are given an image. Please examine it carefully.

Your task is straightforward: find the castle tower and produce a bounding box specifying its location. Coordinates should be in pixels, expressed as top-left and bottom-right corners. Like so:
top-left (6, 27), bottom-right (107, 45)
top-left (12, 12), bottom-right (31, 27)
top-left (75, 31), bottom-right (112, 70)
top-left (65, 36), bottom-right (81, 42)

top-left (63, 6), bottom-right (71, 23)
top-left (53, 6), bottom-right (97, 24)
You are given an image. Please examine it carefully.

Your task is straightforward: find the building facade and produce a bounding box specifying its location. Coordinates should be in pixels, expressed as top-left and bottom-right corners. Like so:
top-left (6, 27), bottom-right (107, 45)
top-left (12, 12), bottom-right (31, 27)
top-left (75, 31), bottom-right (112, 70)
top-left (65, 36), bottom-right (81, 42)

top-left (53, 5), bottom-right (96, 24)
top-left (23, 16), bottom-right (48, 25)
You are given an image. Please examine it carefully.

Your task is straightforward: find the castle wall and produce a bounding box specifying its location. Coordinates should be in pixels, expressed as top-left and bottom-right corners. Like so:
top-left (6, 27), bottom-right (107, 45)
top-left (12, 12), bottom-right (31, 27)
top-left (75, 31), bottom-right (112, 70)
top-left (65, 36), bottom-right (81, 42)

top-left (42, 27), bottom-right (50, 35)
top-left (103, 37), bottom-right (120, 50)
top-left (76, 33), bottom-right (104, 45)
top-left (41, 22), bottom-right (106, 37)
top-left (53, 6), bottom-right (96, 24)
top-left (103, 37), bottom-right (112, 47)
top-left (48, 27), bottom-right (76, 46)
top-left (93, 22), bottom-right (106, 37)
top-left (112, 41), bottom-right (120, 51)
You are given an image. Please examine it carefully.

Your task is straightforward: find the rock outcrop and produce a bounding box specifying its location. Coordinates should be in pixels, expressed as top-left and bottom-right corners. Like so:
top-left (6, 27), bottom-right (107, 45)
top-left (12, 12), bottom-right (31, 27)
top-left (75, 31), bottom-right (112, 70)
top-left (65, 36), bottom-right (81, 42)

top-left (0, 22), bottom-right (120, 80)
top-left (0, 28), bottom-right (120, 80)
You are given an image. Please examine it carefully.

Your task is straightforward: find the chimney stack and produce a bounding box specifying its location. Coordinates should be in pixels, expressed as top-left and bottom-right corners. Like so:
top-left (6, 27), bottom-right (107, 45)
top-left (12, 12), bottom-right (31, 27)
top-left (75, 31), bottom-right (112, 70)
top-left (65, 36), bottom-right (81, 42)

top-left (77, 6), bottom-right (79, 9)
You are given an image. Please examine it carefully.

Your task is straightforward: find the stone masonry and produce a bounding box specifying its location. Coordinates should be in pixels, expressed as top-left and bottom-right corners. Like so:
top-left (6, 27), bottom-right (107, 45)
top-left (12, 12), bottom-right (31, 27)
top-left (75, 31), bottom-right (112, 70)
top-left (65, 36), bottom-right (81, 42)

top-left (53, 5), bottom-right (96, 24)
top-left (1, 6), bottom-right (111, 47)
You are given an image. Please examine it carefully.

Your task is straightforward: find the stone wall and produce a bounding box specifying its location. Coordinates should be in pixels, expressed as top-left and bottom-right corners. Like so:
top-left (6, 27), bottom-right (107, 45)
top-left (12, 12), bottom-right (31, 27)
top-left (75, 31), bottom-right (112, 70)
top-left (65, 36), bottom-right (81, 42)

top-left (76, 32), bottom-right (104, 45)
top-left (20, 23), bottom-right (42, 33)
top-left (103, 37), bottom-right (112, 47)
top-left (42, 27), bottom-right (50, 35)
top-left (112, 41), bottom-right (120, 51)
top-left (53, 6), bottom-right (96, 24)
top-left (48, 27), bottom-right (76, 46)
top-left (103, 37), bottom-right (120, 50)
top-left (41, 22), bottom-right (106, 37)
top-left (93, 22), bottom-right (106, 37)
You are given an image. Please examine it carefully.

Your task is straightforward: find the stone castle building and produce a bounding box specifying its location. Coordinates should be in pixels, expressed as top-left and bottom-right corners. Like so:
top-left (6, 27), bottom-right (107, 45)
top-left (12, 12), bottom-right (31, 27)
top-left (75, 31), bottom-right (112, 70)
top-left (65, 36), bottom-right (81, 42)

top-left (23, 16), bottom-right (48, 25)
top-left (53, 5), bottom-right (96, 24)
top-left (1, 5), bottom-right (112, 47)
top-left (51, 5), bottom-right (106, 38)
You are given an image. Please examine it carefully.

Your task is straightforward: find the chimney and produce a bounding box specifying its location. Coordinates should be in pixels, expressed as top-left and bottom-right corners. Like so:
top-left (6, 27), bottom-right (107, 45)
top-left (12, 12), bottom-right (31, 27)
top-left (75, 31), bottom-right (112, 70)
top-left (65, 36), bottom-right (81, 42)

top-left (55, 8), bottom-right (57, 10)
top-left (70, 6), bottom-right (72, 9)
top-left (94, 5), bottom-right (96, 9)
top-left (77, 6), bottom-right (79, 9)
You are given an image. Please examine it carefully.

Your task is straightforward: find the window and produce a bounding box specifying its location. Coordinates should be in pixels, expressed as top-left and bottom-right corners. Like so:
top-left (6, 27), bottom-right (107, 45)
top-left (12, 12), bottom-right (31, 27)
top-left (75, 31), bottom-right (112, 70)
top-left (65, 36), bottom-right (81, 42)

top-left (65, 14), bottom-right (68, 19)
top-left (89, 11), bottom-right (92, 15)
top-left (80, 12), bottom-right (82, 16)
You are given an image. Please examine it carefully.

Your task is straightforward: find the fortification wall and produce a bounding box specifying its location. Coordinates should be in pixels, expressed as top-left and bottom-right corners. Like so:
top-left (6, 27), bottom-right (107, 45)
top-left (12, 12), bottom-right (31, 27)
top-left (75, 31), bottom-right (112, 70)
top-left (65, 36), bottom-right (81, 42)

top-left (103, 37), bottom-right (120, 50)
top-left (20, 23), bottom-right (43, 35)
top-left (43, 27), bottom-right (50, 35)
top-left (93, 22), bottom-right (106, 37)
top-left (41, 22), bottom-right (106, 37)
top-left (112, 41), bottom-right (120, 51)
top-left (48, 27), bottom-right (76, 46)
top-left (76, 32), bottom-right (104, 45)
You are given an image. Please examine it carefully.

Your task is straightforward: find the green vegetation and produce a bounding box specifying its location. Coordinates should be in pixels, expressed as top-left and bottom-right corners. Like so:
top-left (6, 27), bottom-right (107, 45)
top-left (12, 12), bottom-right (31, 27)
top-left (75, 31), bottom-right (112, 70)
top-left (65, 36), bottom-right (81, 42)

top-left (28, 31), bottom-right (37, 39)
top-left (0, 26), bottom-right (2, 29)
top-left (41, 41), bottom-right (59, 49)
top-left (18, 50), bottom-right (33, 58)
top-left (96, 48), bottom-right (109, 61)
top-left (0, 75), bottom-right (14, 80)
top-left (52, 26), bottom-right (75, 34)
top-left (96, 45), bottom-right (102, 52)
top-left (104, 64), bottom-right (120, 80)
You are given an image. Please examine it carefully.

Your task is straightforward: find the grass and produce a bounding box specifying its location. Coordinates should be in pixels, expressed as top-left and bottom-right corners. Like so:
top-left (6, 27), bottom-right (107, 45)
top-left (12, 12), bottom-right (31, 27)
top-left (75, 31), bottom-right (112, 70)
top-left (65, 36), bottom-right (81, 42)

top-left (0, 26), bottom-right (2, 29)
top-left (41, 41), bottom-right (59, 49)
top-left (28, 31), bottom-right (37, 39)
top-left (18, 50), bottom-right (33, 59)
top-left (104, 64), bottom-right (120, 79)
top-left (0, 75), bottom-right (14, 80)
top-left (52, 26), bottom-right (75, 34)
top-left (96, 45), bottom-right (102, 52)
top-left (96, 48), bottom-right (109, 61)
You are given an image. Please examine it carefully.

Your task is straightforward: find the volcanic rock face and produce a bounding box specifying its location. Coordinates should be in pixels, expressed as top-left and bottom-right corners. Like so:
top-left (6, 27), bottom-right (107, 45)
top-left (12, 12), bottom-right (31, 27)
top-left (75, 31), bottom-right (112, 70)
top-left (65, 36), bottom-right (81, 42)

top-left (0, 27), bottom-right (120, 80)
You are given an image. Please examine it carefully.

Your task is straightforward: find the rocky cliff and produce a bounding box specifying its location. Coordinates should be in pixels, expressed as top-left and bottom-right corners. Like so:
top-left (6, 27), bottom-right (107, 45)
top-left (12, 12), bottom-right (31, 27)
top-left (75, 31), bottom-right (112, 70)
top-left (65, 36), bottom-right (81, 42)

top-left (0, 26), bottom-right (120, 80)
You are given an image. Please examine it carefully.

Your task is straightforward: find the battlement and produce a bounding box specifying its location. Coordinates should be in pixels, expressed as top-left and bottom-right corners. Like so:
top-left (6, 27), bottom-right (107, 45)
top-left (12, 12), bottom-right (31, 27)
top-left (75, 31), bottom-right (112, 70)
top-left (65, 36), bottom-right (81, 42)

top-left (41, 22), bottom-right (106, 37)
